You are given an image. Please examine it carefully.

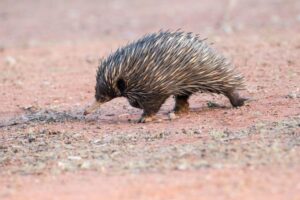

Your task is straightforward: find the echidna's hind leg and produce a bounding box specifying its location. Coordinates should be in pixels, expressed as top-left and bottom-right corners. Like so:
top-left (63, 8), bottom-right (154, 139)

top-left (138, 97), bottom-right (168, 123)
top-left (225, 90), bottom-right (248, 107)
top-left (174, 94), bottom-right (191, 114)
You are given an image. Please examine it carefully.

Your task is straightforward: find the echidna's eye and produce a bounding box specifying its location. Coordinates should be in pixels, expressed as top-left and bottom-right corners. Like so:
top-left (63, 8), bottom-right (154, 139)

top-left (116, 78), bottom-right (126, 95)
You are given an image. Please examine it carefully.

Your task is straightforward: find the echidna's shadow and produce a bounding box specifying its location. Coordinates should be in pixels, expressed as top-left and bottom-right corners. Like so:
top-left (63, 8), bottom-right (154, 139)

top-left (189, 103), bottom-right (231, 113)
top-left (101, 103), bottom-right (233, 124)
top-left (0, 102), bottom-right (234, 128)
top-left (0, 108), bottom-right (85, 128)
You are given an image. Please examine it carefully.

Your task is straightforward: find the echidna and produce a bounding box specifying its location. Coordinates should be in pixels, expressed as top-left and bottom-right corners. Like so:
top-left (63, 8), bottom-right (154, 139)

top-left (84, 30), bottom-right (247, 122)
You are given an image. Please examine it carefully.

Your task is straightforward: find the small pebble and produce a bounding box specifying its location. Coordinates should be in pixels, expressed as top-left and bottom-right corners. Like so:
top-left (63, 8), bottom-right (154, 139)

top-left (168, 112), bottom-right (177, 120)
top-left (207, 101), bottom-right (221, 108)
top-left (80, 161), bottom-right (91, 169)
top-left (28, 136), bottom-right (36, 143)
top-left (5, 56), bottom-right (17, 66)
top-left (193, 129), bottom-right (201, 134)
top-left (57, 161), bottom-right (73, 171)
top-left (286, 92), bottom-right (299, 99)
top-left (176, 162), bottom-right (189, 170)
top-left (68, 156), bottom-right (82, 160)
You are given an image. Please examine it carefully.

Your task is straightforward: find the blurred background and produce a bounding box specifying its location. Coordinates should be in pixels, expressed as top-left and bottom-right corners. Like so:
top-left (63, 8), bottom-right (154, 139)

top-left (1, 0), bottom-right (300, 48)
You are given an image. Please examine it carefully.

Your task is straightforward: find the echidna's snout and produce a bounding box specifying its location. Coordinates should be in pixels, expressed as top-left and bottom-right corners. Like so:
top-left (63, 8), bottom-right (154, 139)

top-left (83, 101), bottom-right (102, 115)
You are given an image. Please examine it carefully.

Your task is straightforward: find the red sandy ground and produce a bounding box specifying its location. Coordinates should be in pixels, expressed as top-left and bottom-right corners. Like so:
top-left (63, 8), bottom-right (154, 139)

top-left (0, 0), bottom-right (300, 199)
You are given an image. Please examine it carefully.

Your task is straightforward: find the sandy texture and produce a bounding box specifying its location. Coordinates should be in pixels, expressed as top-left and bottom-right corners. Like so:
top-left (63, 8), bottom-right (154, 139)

top-left (1, 0), bottom-right (300, 199)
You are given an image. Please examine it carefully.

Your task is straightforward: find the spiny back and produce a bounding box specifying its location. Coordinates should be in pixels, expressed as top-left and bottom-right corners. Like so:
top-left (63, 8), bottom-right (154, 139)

top-left (97, 30), bottom-right (244, 97)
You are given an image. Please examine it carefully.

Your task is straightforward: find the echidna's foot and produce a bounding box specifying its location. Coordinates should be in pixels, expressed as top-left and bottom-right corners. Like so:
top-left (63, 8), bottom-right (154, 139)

top-left (173, 104), bottom-right (189, 114)
top-left (138, 115), bottom-right (155, 123)
top-left (234, 97), bottom-right (249, 107)
top-left (137, 97), bottom-right (168, 123)
top-left (174, 94), bottom-right (190, 114)
top-left (226, 90), bottom-right (249, 107)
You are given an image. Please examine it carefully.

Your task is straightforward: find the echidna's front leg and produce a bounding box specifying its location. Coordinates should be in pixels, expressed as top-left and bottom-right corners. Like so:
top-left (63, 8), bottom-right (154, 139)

top-left (174, 94), bottom-right (190, 114)
top-left (138, 97), bottom-right (167, 123)
top-left (138, 111), bottom-right (156, 123)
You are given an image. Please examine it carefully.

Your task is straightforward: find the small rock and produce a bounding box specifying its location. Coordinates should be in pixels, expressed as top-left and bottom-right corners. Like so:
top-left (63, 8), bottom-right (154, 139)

top-left (207, 101), bottom-right (221, 108)
top-left (73, 133), bottom-right (82, 138)
top-left (286, 92), bottom-right (299, 99)
top-left (68, 156), bottom-right (82, 160)
top-left (28, 136), bottom-right (36, 143)
top-left (64, 140), bottom-right (72, 144)
top-left (176, 162), bottom-right (189, 170)
top-left (102, 135), bottom-right (113, 143)
top-left (80, 161), bottom-right (91, 169)
top-left (91, 139), bottom-right (102, 144)
top-left (5, 56), bottom-right (17, 66)
top-left (48, 130), bottom-right (61, 135)
top-left (57, 161), bottom-right (73, 171)
top-left (156, 132), bottom-right (164, 139)
top-left (20, 105), bottom-right (39, 112)
top-left (168, 112), bottom-right (177, 120)
top-left (193, 129), bottom-right (201, 134)
top-left (118, 113), bottom-right (129, 118)
top-left (182, 128), bottom-right (193, 135)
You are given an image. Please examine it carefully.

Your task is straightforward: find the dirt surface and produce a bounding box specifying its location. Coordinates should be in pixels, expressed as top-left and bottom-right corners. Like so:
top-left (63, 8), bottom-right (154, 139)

top-left (1, 0), bottom-right (300, 199)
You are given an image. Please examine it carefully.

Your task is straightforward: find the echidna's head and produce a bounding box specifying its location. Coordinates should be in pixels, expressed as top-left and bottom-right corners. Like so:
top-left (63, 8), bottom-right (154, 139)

top-left (84, 59), bottom-right (124, 115)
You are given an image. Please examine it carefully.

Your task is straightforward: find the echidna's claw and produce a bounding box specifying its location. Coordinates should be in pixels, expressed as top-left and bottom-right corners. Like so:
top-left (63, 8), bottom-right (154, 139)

top-left (138, 116), bottom-right (154, 123)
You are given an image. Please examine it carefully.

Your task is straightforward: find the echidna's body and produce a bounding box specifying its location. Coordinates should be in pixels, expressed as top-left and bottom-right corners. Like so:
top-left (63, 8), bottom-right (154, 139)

top-left (84, 30), bottom-right (247, 122)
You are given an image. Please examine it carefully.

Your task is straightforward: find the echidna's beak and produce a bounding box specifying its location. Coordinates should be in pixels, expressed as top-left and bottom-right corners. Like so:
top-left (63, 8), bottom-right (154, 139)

top-left (83, 101), bottom-right (102, 115)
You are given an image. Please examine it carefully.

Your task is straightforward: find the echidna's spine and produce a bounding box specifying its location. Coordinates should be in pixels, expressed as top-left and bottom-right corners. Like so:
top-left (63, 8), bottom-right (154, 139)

top-left (96, 30), bottom-right (245, 102)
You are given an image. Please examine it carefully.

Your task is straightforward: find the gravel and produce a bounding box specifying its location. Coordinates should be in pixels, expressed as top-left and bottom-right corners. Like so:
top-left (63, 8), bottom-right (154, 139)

top-left (0, 115), bottom-right (299, 175)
